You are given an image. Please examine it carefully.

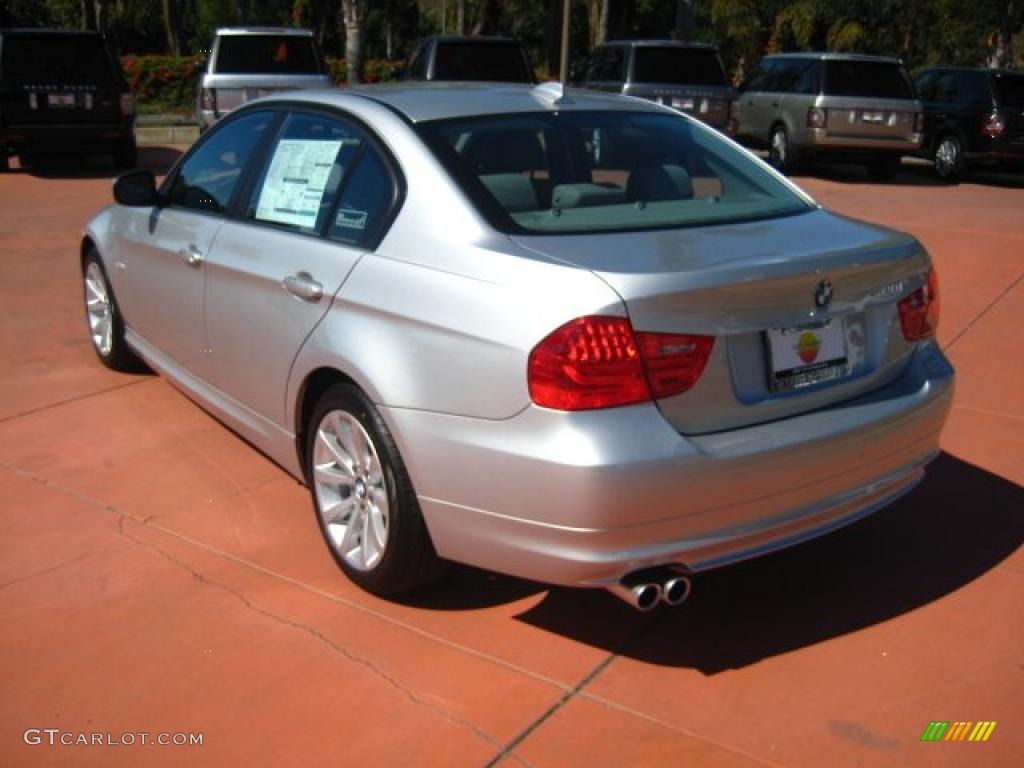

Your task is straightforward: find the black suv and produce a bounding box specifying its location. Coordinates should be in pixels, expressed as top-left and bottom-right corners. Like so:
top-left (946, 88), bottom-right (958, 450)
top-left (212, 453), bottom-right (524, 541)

top-left (0, 28), bottom-right (136, 170)
top-left (402, 36), bottom-right (535, 83)
top-left (913, 67), bottom-right (1024, 180)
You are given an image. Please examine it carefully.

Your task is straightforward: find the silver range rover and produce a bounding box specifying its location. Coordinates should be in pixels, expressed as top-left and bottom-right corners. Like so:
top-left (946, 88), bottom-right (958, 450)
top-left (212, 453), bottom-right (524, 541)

top-left (731, 53), bottom-right (923, 180)
top-left (196, 27), bottom-right (332, 132)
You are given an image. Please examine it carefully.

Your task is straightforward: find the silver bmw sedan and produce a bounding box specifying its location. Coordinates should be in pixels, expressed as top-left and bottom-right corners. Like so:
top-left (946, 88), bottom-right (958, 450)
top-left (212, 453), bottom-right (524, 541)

top-left (81, 83), bottom-right (953, 610)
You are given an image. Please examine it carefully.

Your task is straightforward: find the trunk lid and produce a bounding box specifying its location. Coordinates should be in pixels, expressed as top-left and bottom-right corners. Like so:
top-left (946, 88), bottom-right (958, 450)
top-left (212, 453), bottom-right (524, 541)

top-left (512, 208), bottom-right (931, 434)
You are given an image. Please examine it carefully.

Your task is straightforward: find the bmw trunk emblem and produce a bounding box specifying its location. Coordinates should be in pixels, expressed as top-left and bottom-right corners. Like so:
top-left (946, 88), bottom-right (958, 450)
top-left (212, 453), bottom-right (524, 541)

top-left (814, 279), bottom-right (833, 309)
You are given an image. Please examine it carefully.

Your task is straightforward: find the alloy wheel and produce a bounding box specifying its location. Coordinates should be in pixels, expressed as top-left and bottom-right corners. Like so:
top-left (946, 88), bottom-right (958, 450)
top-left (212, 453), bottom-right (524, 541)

top-left (84, 262), bottom-right (113, 356)
top-left (312, 410), bottom-right (390, 572)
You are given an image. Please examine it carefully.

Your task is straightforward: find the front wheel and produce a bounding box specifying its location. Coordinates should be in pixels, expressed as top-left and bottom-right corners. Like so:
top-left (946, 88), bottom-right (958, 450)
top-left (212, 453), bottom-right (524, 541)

top-left (306, 383), bottom-right (446, 596)
top-left (82, 249), bottom-right (140, 371)
top-left (934, 135), bottom-right (964, 182)
top-left (769, 125), bottom-right (799, 174)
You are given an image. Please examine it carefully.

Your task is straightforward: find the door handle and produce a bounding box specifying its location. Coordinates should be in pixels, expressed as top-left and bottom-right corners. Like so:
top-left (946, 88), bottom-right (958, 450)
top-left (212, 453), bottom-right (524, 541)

top-left (179, 244), bottom-right (204, 267)
top-left (283, 272), bottom-right (324, 302)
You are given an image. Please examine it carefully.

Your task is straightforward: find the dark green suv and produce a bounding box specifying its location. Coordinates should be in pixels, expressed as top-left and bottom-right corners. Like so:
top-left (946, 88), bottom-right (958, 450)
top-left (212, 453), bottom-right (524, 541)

top-left (0, 28), bottom-right (136, 170)
top-left (913, 67), bottom-right (1024, 181)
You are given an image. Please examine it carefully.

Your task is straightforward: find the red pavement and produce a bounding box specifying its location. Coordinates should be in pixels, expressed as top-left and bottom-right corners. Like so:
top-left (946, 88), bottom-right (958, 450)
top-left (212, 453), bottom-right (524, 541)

top-left (0, 151), bottom-right (1021, 768)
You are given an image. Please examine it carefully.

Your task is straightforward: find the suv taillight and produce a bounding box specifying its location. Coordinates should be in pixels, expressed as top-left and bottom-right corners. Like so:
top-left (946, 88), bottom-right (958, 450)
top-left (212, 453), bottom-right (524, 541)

top-left (200, 88), bottom-right (217, 112)
top-left (982, 112), bottom-right (1005, 138)
top-left (807, 107), bottom-right (827, 128)
top-left (898, 268), bottom-right (940, 341)
top-left (528, 316), bottom-right (714, 411)
top-left (120, 93), bottom-right (135, 116)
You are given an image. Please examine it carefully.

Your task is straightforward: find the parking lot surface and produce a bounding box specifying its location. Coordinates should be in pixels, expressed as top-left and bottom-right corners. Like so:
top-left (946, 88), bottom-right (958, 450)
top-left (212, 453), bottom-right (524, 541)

top-left (1, 151), bottom-right (1021, 767)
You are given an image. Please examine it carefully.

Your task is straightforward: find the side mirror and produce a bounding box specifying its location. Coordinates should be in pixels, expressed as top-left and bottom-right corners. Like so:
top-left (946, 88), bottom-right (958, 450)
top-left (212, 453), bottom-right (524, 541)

top-left (113, 169), bottom-right (157, 206)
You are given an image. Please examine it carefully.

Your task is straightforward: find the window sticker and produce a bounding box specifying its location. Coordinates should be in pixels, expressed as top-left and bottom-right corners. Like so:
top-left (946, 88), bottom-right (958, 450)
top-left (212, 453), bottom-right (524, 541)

top-left (335, 208), bottom-right (368, 230)
top-left (255, 139), bottom-right (344, 228)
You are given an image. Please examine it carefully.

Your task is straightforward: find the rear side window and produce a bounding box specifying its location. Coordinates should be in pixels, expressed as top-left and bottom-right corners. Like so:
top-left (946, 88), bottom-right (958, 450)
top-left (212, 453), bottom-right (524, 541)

top-left (215, 35), bottom-right (323, 75)
top-left (775, 60), bottom-right (819, 94)
top-left (419, 111), bottom-right (811, 235)
top-left (328, 148), bottom-right (396, 246)
top-left (993, 74), bottom-right (1024, 107)
top-left (167, 111), bottom-right (275, 214)
top-left (824, 60), bottom-right (912, 99)
top-left (633, 47), bottom-right (727, 86)
top-left (931, 71), bottom-right (959, 104)
top-left (433, 42), bottom-right (533, 82)
top-left (1, 35), bottom-right (118, 86)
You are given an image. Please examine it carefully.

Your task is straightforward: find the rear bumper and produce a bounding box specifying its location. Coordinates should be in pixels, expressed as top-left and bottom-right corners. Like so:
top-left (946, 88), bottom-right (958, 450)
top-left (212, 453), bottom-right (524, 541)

top-left (384, 342), bottom-right (953, 587)
top-left (798, 127), bottom-right (921, 154)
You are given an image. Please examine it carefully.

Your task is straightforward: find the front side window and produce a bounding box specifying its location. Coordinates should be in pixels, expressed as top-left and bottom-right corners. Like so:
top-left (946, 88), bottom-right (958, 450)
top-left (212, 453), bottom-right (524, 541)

top-left (592, 47), bottom-right (625, 81)
top-left (167, 110), bottom-right (275, 214)
top-left (433, 42), bottom-right (533, 83)
top-left (418, 111), bottom-right (812, 235)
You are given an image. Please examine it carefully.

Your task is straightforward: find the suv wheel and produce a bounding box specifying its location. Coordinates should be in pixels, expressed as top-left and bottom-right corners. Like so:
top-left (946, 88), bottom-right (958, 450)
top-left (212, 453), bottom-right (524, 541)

top-left (307, 383), bottom-right (447, 596)
top-left (769, 125), bottom-right (798, 174)
top-left (934, 135), bottom-right (964, 182)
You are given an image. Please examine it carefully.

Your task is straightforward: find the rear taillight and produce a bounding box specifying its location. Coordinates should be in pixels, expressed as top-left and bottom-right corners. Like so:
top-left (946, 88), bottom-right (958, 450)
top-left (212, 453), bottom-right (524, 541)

top-left (982, 112), bottom-right (1006, 138)
top-left (898, 268), bottom-right (940, 341)
top-left (807, 107), bottom-right (827, 128)
top-left (200, 87), bottom-right (217, 112)
top-left (119, 93), bottom-right (135, 116)
top-left (528, 316), bottom-right (714, 411)
top-left (914, 112), bottom-right (924, 132)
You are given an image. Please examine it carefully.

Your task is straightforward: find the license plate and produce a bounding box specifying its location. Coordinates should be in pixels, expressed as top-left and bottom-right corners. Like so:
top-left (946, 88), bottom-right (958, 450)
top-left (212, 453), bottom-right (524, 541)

top-left (47, 92), bottom-right (76, 108)
top-left (861, 110), bottom-right (885, 123)
top-left (671, 98), bottom-right (694, 110)
top-left (766, 320), bottom-right (849, 392)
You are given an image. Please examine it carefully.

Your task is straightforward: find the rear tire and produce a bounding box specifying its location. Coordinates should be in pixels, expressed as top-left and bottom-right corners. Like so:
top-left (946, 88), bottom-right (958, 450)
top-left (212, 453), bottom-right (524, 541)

top-left (769, 125), bottom-right (799, 174)
top-left (306, 383), bottom-right (447, 596)
top-left (934, 134), bottom-right (964, 182)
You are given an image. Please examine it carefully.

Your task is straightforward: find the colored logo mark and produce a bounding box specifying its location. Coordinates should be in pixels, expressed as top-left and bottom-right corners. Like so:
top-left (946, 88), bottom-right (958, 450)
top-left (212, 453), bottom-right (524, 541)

top-left (797, 331), bottom-right (820, 363)
top-left (921, 721), bottom-right (997, 742)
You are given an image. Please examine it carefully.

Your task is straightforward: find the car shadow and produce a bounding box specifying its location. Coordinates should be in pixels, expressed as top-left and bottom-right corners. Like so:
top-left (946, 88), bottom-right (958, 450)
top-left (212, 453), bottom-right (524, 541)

top-left (793, 159), bottom-right (1024, 189)
top-left (421, 452), bottom-right (1021, 671)
top-left (14, 145), bottom-right (184, 180)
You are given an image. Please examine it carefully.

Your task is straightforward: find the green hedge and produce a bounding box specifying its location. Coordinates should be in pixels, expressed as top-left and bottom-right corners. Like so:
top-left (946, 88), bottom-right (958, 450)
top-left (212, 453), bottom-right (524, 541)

top-left (121, 55), bottom-right (403, 111)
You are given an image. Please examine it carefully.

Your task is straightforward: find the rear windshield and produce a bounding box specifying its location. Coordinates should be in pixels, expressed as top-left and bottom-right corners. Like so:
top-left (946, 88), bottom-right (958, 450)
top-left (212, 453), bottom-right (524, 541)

top-left (1, 35), bottom-right (118, 86)
top-left (433, 42), bottom-right (533, 83)
top-left (993, 74), bottom-right (1024, 107)
top-left (633, 47), bottom-right (728, 87)
top-left (824, 60), bottom-right (912, 99)
top-left (418, 111), bottom-right (811, 235)
top-left (215, 35), bottom-right (323, 75)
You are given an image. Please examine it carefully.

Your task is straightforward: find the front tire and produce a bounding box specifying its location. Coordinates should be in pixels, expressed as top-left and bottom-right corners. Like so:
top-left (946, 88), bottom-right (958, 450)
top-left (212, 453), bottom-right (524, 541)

top-left (934, 134), bottom-right (964, 182)
top-left (306, 383), bottom-right (445, 596)
top-left (82, 249), bottom-right (140, 371)
top-left (769, 125), bottom-right (799, 174)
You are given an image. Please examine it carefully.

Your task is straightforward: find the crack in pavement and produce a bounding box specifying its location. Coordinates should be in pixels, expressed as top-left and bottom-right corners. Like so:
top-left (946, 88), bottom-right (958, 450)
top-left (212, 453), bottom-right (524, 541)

top-left (119, 524), bottom-right (518, 762)
top-left (0, 377), bottom-right (150, 426)
top-left (943, 268), bottom-right (1024, 353)
top-left (0, 544), bottom-right (137, 591)
top-left (0, 459), bottom-right (535, 764)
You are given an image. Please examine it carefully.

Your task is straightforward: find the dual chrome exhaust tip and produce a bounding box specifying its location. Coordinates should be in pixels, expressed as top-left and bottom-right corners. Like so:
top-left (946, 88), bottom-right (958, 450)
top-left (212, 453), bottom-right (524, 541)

top-left (607, 572), bottom-right (692, 611)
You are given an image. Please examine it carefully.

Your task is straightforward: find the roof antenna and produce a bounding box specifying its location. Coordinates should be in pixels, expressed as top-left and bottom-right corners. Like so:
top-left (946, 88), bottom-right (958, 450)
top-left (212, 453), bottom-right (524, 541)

top-left (532, 82), bottom-right (574, 107)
